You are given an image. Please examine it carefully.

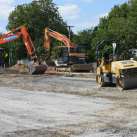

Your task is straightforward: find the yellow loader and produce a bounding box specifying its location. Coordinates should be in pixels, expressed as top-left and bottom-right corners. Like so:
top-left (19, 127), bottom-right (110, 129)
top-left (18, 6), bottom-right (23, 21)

top-left (96, 40), bottom-right (137, 90)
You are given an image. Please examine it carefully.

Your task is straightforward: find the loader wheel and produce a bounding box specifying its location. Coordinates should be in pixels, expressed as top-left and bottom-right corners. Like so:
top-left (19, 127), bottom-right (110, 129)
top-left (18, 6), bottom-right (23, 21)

top-left (96, 75), bottom-right (106, 87)
top-left (116, 77), bottom-right (124, 90)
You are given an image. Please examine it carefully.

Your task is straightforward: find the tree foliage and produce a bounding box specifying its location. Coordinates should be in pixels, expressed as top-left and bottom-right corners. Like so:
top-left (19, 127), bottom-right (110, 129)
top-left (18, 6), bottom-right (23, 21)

top-left (6, 0), bottom-right (68, 65)
top-left (73, 0), bottom-right (137, 63)
top-left (72, 27), bottom-right (98, 63)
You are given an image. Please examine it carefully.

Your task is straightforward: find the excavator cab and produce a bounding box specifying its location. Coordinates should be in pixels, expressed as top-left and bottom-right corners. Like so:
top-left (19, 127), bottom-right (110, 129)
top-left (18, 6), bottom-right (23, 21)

top-left (57, 46), bottom-right (69, 64)
top-left (57, 46), bottom-right (85, 65)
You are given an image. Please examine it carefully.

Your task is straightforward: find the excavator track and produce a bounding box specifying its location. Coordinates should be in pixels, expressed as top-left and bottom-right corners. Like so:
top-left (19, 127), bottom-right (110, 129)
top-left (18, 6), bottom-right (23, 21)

top-left (56, 64), bottom-right (92, 72)
top-left (116, 77), bottom-right (137, 90)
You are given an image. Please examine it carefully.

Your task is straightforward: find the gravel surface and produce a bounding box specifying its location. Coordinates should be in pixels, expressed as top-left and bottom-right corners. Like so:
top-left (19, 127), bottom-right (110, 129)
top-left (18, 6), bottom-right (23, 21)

top-left (0, 87), bottom-right (113, 137)
top-left (0, 73), bottom-right (137, 136)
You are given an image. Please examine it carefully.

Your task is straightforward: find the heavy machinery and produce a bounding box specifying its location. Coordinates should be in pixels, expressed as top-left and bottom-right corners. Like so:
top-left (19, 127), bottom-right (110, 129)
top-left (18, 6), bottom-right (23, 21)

top-left (0, 26), bottom-right (47, 74)
top-left (44, 27), bottom-right (92, 72)
top-left (96, 40), bottom-right (137, 90)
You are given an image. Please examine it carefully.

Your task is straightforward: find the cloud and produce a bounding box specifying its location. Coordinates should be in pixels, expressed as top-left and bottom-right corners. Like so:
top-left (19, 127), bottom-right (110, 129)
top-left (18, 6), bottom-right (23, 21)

top-left (0, 0), bottom-right (14, 4)
top-left (73, 13), bottom-right (109, 30)
top-left (0, 0), bottom-right (15, 20)
top-left (58, 3), bottom-right (81, 20)
top-left (82, 0), bottom-right (93, 2)
top-left (91, 13), bottom-right (108, 20)
top-left (74, 21), bottom-right (98, 28)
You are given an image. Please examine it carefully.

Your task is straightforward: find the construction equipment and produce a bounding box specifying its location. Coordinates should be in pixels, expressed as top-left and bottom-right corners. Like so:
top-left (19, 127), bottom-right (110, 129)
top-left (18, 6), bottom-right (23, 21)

top-left (44, 27), bottom-right (92, 72)
top-left (0, 26), bottom-right (47, 74)
top-left (96, 40), bottom-right (137, 90)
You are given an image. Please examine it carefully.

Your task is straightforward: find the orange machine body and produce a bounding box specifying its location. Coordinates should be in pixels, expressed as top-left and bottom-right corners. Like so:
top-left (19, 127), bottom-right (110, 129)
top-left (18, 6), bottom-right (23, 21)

top-left (45, 27), bottom-right (73, 55)
top-left (0, 26), bottom-right (47, 74)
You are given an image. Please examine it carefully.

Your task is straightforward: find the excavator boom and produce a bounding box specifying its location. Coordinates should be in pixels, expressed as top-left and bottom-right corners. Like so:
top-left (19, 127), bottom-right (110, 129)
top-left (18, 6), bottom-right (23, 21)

top-left (0, 26), bottom-right (47, 75)
top-left (44, 27), bottom-right (73, 55)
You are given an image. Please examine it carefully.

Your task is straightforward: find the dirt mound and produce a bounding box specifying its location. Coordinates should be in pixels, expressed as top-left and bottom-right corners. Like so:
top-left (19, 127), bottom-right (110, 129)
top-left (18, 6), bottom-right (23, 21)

top-left (0, 64), bottom-right (30, 75)
top-left (0, 68), bottom-right (28, 75)
top-left (9, 63), bottom-right (30, 73)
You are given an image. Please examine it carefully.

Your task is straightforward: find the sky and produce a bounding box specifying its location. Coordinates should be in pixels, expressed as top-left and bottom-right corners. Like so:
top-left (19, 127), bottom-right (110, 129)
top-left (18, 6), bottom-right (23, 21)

top-left (0, 0), bottom-right (129, 34)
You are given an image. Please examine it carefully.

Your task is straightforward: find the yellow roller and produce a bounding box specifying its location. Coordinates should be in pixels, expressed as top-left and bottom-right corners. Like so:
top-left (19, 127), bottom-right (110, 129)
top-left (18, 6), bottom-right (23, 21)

top-left (96, 40), bottom-right (137, 90)
top-left (97, 57), bottom-right (137, 90)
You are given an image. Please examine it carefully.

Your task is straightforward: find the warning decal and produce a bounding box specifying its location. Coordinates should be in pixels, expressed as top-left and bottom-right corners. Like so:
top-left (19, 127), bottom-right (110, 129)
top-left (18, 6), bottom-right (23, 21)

top-left (112, 63), bottom-right (115, 68)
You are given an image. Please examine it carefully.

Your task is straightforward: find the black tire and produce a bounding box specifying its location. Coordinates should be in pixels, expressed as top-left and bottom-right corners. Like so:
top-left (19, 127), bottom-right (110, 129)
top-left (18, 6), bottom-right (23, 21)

top-left (96, 74), bottom-right (108, 87)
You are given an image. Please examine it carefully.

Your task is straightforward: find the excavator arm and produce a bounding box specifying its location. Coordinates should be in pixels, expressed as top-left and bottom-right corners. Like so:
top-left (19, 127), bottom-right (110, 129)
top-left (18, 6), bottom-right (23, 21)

top-left (0, 26), bottom-right (47, 74)
top-left (44, 27), bottom-right (73, 55)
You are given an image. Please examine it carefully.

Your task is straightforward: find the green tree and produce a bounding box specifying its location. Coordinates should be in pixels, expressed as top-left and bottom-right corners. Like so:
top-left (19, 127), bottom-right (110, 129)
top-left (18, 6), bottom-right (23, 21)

top-left (92, 1), bottom-right (137, 60)
top-left (72, 27), bottom-right (98, 63)
top-left (6, 0), bottom-right (68, 65)
top-left (128, 0), bottom-right (137, 17)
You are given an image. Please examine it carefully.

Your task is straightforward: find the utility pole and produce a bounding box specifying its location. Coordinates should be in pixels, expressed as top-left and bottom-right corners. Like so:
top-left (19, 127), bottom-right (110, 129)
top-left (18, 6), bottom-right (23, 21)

top-left (65, 25), bottom-right (74, 40)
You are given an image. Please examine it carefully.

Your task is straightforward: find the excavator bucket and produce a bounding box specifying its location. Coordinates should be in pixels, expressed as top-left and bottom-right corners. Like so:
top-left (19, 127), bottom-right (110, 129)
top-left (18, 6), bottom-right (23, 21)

top-left (30, 64), bottom-right (47, 75)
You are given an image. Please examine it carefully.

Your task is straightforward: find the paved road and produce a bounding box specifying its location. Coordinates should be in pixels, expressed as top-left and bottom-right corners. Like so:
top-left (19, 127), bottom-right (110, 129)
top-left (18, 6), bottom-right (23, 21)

top-left (0, 86), bottom-right (113, 136)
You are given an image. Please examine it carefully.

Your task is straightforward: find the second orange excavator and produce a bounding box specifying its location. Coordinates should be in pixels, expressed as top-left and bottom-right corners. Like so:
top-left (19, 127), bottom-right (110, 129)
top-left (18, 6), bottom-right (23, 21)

top-left (44, 28), bottom-right (92, 72)
top-left (0, 26), bottom-right (47, 74)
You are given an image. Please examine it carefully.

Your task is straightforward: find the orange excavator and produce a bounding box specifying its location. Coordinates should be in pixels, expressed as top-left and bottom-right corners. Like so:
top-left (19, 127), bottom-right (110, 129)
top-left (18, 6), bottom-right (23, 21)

top-left (0, 26), bottom-right (47, 74)
top-left (44, 28), bottom-right (92, 72)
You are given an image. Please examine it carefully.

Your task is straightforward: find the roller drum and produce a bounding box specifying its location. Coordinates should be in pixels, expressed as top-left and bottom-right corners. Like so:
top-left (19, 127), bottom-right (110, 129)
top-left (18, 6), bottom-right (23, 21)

top-left (30, 65), bottom-right (47, 75)
top-left (116, 77), bottom-right (137, 90)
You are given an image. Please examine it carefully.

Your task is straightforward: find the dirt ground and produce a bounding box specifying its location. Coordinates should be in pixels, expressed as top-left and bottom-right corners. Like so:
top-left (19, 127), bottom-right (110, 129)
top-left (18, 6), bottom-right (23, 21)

top-left (0, 67), bottom-right (137, 136)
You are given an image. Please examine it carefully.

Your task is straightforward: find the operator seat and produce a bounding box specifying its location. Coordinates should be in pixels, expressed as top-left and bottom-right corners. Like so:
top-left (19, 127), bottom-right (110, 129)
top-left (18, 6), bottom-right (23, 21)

top-left (114, 55), bottom-right (122, 61)
top-left (103, 53), bottom-right (109, 64)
